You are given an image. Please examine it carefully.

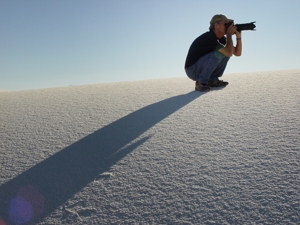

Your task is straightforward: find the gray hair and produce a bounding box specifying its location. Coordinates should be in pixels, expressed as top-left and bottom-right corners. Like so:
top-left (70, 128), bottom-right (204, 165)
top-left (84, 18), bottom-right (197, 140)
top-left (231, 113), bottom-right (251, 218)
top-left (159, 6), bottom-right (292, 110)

top-left (209, 21), bottom-right (220, 31)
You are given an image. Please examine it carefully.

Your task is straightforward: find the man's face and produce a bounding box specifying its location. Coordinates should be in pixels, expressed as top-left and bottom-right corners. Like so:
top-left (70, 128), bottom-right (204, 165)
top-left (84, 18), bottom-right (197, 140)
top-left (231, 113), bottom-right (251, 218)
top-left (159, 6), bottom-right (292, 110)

top-left (215, 20), bottom-right (227, 34)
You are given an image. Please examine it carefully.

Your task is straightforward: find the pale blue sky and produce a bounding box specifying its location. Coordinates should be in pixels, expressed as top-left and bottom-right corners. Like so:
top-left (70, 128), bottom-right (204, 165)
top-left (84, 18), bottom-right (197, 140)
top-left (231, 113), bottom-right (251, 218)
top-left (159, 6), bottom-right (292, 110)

top-left (1, 0), bottom-right (299, 91)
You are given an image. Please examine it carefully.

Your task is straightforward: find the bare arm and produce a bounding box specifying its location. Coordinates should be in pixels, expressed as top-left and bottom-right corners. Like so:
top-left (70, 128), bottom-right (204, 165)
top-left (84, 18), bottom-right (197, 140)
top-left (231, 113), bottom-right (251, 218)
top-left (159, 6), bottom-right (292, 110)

top-left (233, 31), bottom-right (242, 56)
top-left (218, 24), bottom-right (236, 57)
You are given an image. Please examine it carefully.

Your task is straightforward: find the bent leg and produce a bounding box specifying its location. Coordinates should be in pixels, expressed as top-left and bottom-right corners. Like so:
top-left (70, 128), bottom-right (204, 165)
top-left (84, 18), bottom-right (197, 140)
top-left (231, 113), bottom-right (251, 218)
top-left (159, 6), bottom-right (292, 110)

top-left (185, 51), bottom-right (230, 84)
top-left (194, 51), bottom-right (227, 84)
top-left (209, 55), bottom-right (230, 81)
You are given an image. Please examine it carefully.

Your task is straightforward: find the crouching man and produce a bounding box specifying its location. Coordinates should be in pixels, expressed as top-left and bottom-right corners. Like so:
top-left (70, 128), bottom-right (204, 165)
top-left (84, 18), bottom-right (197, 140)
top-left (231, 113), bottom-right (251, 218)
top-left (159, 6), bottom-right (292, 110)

top-left (184, 14), bottom-right (242, 91)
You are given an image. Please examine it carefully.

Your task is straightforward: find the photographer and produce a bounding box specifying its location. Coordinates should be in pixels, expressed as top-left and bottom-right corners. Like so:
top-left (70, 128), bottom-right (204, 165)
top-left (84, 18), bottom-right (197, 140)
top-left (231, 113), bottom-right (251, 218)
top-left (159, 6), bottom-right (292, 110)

top-left (185, 14), bottom-right (242, 91)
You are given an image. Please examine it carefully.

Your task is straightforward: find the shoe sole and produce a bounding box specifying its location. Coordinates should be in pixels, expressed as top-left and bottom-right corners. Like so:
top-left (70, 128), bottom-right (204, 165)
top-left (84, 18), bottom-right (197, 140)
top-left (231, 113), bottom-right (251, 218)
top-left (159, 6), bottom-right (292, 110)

top-left (195, 87), bottom-right (210, 92)
top-left (209, 84), bottom-right (228, 87)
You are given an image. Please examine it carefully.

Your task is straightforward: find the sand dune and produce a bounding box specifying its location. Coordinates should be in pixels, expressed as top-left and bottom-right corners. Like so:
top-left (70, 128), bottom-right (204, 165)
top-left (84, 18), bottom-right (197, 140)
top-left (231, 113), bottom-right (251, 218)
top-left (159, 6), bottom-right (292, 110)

top-left (1, 70), bottom-right (299, 224)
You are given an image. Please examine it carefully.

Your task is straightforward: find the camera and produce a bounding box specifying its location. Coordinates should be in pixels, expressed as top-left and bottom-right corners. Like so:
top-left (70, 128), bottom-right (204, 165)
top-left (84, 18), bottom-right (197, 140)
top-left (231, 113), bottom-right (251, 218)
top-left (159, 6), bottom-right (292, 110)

top-left (226, 21), bottom-right (256, 31)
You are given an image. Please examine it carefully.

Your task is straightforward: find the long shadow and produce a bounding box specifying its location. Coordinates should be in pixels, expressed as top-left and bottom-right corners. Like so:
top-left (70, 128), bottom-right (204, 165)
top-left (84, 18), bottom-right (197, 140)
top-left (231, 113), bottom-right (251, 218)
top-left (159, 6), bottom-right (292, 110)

top-left (0, 91), bottom-right (202, 224)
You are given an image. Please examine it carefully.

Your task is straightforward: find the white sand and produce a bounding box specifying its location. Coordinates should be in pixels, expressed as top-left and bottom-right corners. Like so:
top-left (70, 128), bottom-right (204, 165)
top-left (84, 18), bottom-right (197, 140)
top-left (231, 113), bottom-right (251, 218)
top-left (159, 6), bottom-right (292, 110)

top-left (0, 69), bottom-right (299, 224)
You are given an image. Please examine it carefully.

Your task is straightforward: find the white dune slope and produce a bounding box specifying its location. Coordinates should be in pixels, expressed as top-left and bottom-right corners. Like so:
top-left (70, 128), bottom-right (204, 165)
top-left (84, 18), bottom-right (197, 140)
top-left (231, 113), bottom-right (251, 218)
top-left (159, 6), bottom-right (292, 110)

top-left (1, 70), bottom-right (299, 224)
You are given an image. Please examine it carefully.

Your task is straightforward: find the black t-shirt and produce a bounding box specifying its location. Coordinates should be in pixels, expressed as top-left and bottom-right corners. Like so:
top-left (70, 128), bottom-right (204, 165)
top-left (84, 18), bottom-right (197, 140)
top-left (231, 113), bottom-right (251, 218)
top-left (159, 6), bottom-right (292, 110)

top-left (184, 31), bottom-right (226, 68)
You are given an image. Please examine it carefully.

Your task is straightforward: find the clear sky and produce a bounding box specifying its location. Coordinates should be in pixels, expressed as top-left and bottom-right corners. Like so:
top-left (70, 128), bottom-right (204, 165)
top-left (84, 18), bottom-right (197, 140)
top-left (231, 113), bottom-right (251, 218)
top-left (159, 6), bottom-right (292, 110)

top-left (1, 0), bottom-right (300, 91)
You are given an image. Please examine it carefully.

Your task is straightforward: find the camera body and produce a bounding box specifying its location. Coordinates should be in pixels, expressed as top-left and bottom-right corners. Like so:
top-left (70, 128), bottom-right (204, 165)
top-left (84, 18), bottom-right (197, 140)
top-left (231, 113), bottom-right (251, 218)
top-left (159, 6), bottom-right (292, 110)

top-left (226, 21), bottom-right (256, 31)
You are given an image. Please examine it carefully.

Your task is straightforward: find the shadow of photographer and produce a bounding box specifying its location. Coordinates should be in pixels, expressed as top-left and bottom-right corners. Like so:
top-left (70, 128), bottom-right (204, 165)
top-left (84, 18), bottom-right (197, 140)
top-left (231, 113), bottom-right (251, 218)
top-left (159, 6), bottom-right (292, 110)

top-left (0, 91), bottom-right (202, 224)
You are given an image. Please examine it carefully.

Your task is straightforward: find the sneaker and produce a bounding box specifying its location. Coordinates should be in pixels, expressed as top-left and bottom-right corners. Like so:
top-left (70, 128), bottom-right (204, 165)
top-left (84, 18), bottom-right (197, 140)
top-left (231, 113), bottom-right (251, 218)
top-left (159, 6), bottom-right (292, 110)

top-left (208, 79), bottom-right (229, 87)
top-left (195, 81), bottom-right (211, 92)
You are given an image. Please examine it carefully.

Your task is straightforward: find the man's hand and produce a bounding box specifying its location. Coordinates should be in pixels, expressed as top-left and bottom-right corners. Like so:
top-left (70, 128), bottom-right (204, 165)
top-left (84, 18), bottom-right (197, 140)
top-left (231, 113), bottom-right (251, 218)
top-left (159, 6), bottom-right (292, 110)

top-left (226, 23), bottom-right (236, 36)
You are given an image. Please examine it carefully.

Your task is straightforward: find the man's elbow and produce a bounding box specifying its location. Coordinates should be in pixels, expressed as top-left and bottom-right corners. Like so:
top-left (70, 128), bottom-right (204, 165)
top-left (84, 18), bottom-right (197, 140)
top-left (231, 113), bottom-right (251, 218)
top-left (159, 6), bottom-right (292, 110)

top-left (234, 52), bottom-right (242, 57)
top-left (224, 49), bottom-right (233, 57)
top-left (233, 50), bottom-right (242, 57)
